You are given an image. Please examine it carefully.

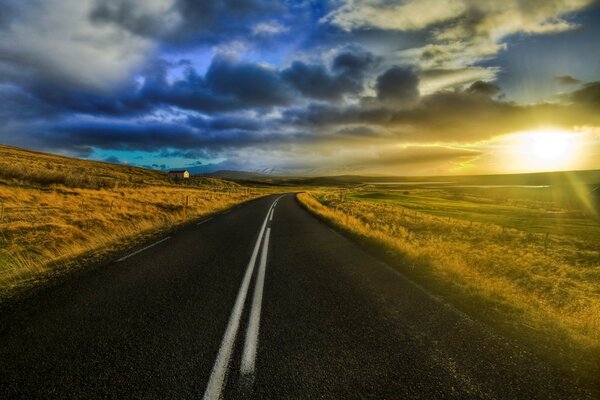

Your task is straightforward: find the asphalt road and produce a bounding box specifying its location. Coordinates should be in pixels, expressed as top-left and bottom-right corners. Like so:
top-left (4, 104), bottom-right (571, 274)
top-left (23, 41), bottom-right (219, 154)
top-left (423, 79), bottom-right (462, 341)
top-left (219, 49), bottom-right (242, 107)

top-left (0, 193), bottom-right (593, 399)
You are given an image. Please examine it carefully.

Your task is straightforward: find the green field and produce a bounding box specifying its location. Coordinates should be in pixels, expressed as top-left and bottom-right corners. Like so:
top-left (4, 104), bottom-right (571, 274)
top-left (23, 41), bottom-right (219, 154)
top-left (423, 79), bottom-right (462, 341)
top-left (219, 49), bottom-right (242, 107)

top-left (351, 185), bottom-right (600, 247)
top-left (298, 181), bottom-right (600, 388)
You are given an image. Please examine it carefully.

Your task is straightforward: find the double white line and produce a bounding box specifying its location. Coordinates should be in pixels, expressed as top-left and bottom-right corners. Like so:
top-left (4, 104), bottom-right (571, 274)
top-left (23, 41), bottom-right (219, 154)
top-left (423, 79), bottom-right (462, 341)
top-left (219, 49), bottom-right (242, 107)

top-left (203, 196), bottom-right (282, 400)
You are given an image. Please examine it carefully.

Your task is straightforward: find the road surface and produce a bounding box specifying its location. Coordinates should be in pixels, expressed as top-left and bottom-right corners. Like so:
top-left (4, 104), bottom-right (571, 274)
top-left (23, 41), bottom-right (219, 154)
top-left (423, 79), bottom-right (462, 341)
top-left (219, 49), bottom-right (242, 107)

top-left (0, 194), bottom-right (592, 399)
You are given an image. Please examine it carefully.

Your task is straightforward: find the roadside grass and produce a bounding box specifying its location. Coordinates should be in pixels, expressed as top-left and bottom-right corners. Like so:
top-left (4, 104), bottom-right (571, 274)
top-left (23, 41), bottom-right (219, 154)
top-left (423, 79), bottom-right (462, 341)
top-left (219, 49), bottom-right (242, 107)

top-left (297, 188), bottom-right (600, 388)
top-left (0, 145), bottom-right (268, 300)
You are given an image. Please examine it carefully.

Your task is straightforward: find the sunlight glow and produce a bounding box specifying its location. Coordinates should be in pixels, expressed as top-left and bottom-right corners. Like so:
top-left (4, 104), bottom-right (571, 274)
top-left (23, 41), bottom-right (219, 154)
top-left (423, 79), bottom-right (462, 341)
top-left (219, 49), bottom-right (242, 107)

top-left (514, 129), bottom-right (579, 171)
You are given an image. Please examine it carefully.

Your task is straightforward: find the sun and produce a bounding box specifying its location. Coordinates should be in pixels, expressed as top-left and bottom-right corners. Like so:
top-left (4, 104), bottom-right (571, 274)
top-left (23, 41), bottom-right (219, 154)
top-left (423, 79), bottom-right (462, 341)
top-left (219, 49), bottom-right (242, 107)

top-left (525, 131), bottom-right (571, 162)
top-left (514, 129), bottom-right (578, 171)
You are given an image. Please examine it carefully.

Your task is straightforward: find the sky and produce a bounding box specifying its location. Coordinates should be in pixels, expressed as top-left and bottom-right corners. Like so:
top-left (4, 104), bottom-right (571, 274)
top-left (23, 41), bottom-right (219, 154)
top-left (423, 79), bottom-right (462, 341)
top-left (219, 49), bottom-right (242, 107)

top-left (0, 0), bottom-right (599, 176)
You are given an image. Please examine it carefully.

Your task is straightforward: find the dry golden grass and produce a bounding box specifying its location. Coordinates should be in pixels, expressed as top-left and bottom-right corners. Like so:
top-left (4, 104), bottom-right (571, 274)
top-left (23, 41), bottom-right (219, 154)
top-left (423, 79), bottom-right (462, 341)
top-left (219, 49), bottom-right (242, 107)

top-left (298, 190), bottom-right (600, 385)
top-left (0, 145), bottom-right (269, 298)
top-left (0, 144), bottom-right (236, 189)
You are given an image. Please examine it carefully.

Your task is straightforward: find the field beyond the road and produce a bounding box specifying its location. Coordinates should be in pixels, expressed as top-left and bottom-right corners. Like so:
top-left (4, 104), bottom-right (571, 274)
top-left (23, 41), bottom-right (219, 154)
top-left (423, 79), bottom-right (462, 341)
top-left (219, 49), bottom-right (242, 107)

top-left (298, 183), bottom-right (600, 386)
top-left (0, 145), bottom-right (265, 300)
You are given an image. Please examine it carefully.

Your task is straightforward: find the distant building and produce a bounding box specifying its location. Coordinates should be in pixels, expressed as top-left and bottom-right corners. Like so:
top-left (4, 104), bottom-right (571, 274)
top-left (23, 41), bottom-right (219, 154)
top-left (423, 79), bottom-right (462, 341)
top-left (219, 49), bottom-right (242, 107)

top-left (168, 170), bottom-right (190, 179)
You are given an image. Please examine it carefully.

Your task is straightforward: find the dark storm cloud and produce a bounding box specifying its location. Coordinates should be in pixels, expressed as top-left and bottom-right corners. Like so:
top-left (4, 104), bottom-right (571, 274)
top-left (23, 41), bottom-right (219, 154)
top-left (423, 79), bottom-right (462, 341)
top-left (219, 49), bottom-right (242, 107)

top-left (23, 118), bottom-right (313, 156)
top-left (375, 66), bottom-right (420, 107)
top-left (332, 50), bottom-right (375, 75)
top-left (158, 149), bottom-right (212, 159)
top-left (569, 81), bottom-right (600, 105)
top-left (4, 50), bottom-right (376, 118)
top-left (205, 57), bottom-right (292, 107)
top-left (206, 116), bottom-right (263, 131)
top-left (1, 55), bottom-right (296, 119)
top-left (89, 0), bottom-right (283, 45)
top-left (33, 81), bottom-right (151, 116)
top-left (89, 1), bottom-right (169, 38)
top-left (0, 1), bottom-right (20, 29)
top-left (335, 125), bottom-right (381, 137)
top-left (282, 102), bottom-right (393, 127)
top-left (282, 61), bottom-right (357, 101)
top-left (465, 81), bottom-right (501, 97)
top-left (143, 163), bottom-right (168, 170)
top-left (141, 56), bottom-right (293, 112)
top-left (0, 84), bottom-right (59, 120)
top-left (283, 81), bottom-right (600, 142)
top-left (281, 50), bottom-right (375, 101)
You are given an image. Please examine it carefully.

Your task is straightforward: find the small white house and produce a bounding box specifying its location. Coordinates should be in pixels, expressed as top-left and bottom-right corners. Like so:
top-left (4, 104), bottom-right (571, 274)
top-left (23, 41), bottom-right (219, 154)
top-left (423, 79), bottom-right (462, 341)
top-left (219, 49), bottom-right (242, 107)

top-left (168, 170), bottom-right (190, 179)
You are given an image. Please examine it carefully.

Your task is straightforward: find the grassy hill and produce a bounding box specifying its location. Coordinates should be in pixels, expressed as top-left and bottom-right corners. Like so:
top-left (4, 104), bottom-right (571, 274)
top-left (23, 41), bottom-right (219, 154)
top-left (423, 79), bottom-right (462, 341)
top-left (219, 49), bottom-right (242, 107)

top-left (0, 145), bottom-right (239, 189)
top-left (0, 145), bottom-right (264, 300)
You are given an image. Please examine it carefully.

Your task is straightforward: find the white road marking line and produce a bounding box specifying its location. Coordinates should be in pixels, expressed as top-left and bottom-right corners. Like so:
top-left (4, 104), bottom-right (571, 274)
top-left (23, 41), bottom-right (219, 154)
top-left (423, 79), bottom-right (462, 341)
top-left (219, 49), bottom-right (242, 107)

top-left (197, 217), bottom-right (213, 226)
top-left (268, 207), bottom-right (274, 222)
top-left (116, 237), bottom-right (171, 262)
top-left (240, 227), bottom-right (270, 378)
top-left (202, 199), bottom-right (277, 400)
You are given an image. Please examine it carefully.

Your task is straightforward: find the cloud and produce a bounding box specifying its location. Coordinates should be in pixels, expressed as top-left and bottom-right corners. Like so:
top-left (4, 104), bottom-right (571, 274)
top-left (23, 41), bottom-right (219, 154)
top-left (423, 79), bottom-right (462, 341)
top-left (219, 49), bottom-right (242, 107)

top-left (569, 81), bottom-right (600, 104)
top-left (375, 66), bottom-right (420, 107)
top-left (205, 56), bottom-right (291, 107)
top-left (419, 67), bottom-right (500, 94)
top-left (89, 0), bottom-right (285, 45)
top-left (8, 116), bottom-right (313, 157)
top-left (331, 49), bottom-right (376, 76)
top-left (141, 163), bottom-right (168, 170)
top-left (465, 81), bottom-right (501, 97)
top-left (0, 83), bottom-right (59, 120)
top-left (0, 47), bottom-right (376, 119)
top-left (88, 0), bottom-right (180, 39)
top-left (281, 49), bottom-right (375, 101)
top-left (221, 144), bottom-right (482, 176)
top-left (555, 74), bottom-right (582, 85)
top-left (324, 0), bottom-right (595, 68)
top-left (282, 61), bottom-right (358, 101)
top-left (284, 81), bottom-right (600, 143)
top-left (0, 0), bottom-right (296, 104)
top-left (103, 155), bottom-right (121, 163)
top-left (0, 0), bottom-right (153, 90)
top-left (139, 56), bottom-right (295, 112)
top-left (252, 21), bottom-right (288, 36)
top-left (323, 0), bottom-right (467, 32)
top-left (12, 48), bottom-right (378, 117)
top-left (361, 145), bottom-right (481, 168)
top-left (11, 55), bottom-right (295, 116)
top-left (0, 1), bottom-right (599, 175)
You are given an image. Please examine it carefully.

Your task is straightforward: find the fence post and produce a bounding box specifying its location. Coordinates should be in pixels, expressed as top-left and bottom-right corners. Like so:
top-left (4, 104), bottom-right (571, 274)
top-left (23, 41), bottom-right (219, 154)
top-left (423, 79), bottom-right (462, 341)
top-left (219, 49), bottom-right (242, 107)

top-left (182, 195), bottom-right (189, 223)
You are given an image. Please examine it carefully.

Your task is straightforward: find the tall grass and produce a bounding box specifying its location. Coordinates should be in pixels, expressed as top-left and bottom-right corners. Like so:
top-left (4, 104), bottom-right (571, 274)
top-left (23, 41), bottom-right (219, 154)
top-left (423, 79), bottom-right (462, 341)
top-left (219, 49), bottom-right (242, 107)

top-left (0, 185), bottom-right (264, 298)
top-left (297, 191), bottom-right (600, 386)
top-left (0, 145), bottom-right (268, 298)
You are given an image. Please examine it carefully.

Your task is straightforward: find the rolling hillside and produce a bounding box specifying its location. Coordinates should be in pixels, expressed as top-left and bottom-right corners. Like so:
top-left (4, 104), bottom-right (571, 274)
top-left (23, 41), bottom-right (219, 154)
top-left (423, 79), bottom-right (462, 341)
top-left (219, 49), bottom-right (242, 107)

top-left (0, 145), bottom-right (264, 300)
